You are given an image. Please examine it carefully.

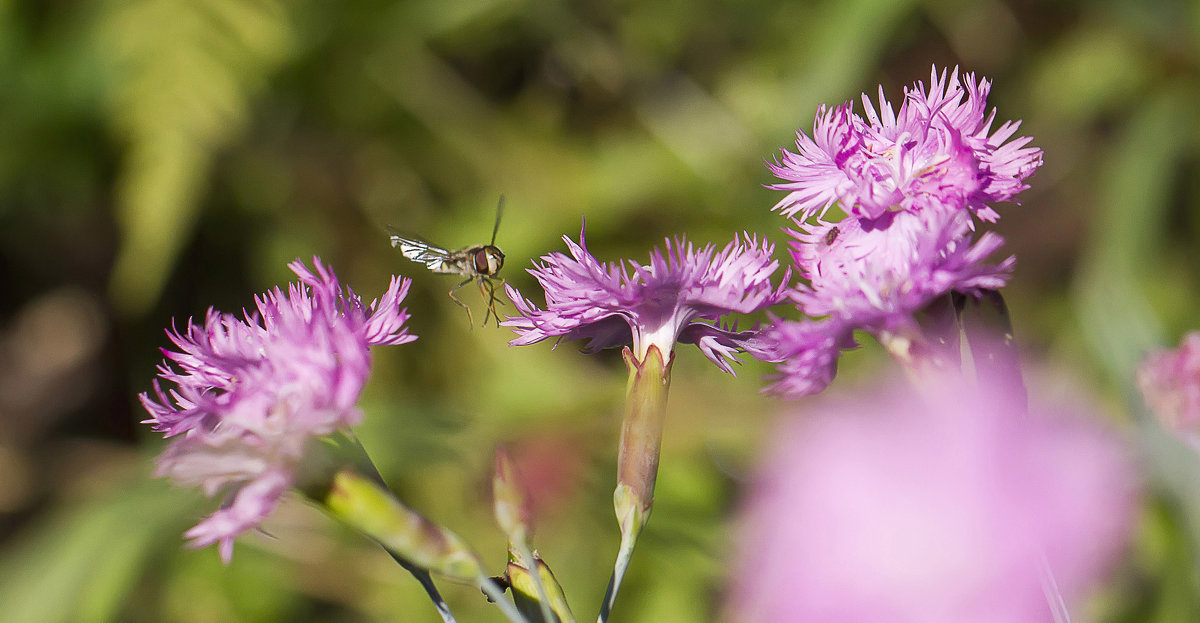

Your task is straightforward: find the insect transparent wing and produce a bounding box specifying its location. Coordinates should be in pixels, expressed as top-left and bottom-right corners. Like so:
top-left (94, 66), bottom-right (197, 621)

top-left (389, 234), bottom-right (461, 274)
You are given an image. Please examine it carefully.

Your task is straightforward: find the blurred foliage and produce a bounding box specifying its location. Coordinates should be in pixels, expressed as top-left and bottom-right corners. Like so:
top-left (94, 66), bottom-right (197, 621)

top-left (0, 0), bottom-right (1199, 621)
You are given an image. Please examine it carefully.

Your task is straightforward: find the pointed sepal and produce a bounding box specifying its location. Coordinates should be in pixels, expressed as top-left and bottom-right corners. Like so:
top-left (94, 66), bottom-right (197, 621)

top-left (508, 554), bottom-right (576, 623)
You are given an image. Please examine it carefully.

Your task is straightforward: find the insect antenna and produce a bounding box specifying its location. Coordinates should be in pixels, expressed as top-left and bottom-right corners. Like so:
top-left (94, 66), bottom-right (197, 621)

top-left (490, 195), bottom-right (505, 246)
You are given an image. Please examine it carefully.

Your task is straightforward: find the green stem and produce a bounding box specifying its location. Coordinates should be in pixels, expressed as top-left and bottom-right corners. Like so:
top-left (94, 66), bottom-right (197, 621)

top-left (597, 522), bottom-right (639, 623)
top-left (313, 469), bottom-right (528, 623)
top-left (387, 553), bottom-right (458, 623)
top-left (599, 345), bottom-right (672, 622)
top-left (295, 436), bottom-right (465, 620)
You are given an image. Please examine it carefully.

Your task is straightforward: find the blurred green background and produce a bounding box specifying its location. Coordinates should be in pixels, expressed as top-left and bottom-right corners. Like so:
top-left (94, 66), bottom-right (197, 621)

top-left (1, 0), bottom-right (1199, 621)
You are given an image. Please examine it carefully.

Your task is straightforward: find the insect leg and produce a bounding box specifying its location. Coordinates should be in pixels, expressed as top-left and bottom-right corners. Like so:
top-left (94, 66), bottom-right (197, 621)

top-left (477, 278), bottom-right (496, 327)
top-left (480, 277), bottom-right (510, 328)
top-left (449, 276), bottom-right (475, 328)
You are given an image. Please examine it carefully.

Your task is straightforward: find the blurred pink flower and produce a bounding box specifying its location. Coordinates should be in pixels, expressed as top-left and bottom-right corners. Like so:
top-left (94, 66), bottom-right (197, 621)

top-left (1138, 331), bottom-right (1200, 434)
top-left (141, 258), bottom-right (415, 562)
top-left (729, 376), bottom-right (1137, 623)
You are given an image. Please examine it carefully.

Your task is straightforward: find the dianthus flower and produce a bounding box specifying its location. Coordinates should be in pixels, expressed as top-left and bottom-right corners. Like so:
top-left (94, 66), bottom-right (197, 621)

top-left (790, 208), bottom-right (1012, 331)
top-left (729, 374), bottom-right (1137, 623)
top-left (767, 65), bottom-right (1043, 222)
top-left (758, 208), bottom-right (1013, 398)
top-left (758, 317), bottom-right (851, 399)
top-left (1138, 331), bottom-right (1200, 435)
top-left (504, 225), bottom-right (790, 619)
top-left (140, 258), bottom-right (415, 562)
top-left (758, 66), bottom-right (1037, 397)
top-left (503, 224), bottom-right (788, 372)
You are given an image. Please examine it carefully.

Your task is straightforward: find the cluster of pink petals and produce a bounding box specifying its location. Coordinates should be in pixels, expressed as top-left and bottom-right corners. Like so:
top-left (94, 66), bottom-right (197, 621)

top-left (758, 318), bottom-right (851, 398)
top-left (503, 223), bottom-right (788, 372)
top-left (730, 374), bottom-right (1138, 622)
top-left (1138, 331), bottom-right (1200, 435)
top-left (767, 66), bottom-right (1042, 223)
top-left (762, 197), bottom-right (1015, 398)
top-left (788, 210), bottom-right (1011, 325)
top-left (759, 66), bottom-right (1039, 397)
top-left (140, 258), bottom-right (415, 562)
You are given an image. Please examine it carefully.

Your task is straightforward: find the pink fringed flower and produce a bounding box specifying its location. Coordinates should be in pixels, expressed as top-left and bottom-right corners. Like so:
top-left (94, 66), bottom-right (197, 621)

top-left (503, 224), bottom-right (788, 372)
top-left (759, 66), bottom-right (1035, 397)
top-left (759, 209), bottom-right (1013, 398)
top-left (140, 258), bottom-right (415, 562)
top-left (730, 375), bottom-right (1138, 622)
top-left (789, 209), bottom-right (1012, 332)
top-left (1138, 331), bottom-right (1200, 435)
top-left (758, 318), bottom-right (850, 399)
top-left (767, 66), bottom-right (1043, 222)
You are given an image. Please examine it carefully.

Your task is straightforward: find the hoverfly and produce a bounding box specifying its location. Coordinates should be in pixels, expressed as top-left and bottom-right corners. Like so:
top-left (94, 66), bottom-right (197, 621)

top-left (389, 196), bottom-right (507, 328)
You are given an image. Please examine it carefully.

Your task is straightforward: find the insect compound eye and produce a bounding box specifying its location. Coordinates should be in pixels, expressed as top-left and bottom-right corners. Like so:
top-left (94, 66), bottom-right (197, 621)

top-left (474, 249), bottom-right (491, 274)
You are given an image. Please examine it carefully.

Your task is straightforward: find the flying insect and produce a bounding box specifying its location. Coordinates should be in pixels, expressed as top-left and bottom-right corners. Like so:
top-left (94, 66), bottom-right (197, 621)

top-left (389, 196), bottom-right (507, 328)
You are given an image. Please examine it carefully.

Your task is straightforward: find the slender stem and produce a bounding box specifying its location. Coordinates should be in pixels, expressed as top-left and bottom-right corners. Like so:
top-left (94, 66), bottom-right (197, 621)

top-left (596, 526), bottom-right (638, 623)
top-left (478, 574), bottom-right (531, 623)
top-left (297, 438), bottom-right (463, 620)
top-left (387, 553), bottom-right (458, 623)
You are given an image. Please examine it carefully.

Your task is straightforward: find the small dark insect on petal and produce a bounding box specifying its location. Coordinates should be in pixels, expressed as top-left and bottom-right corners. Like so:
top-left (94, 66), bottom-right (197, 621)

top-left (824, 226), bottom-right (840, 246)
